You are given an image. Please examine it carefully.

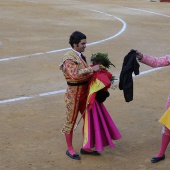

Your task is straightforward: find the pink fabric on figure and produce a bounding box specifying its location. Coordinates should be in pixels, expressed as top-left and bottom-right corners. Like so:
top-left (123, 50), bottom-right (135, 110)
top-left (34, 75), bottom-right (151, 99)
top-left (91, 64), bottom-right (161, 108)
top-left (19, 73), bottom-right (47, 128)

top-left (141, 54), bottom-right (170, 67)
top-left (140, 54), bottom-right (170, 136)
top-left (83, 100), bottom-right (122, 151)
top-left (138, 53), bottom-right (170, 163)
top-left (82, 67), bottom-right (122, 152)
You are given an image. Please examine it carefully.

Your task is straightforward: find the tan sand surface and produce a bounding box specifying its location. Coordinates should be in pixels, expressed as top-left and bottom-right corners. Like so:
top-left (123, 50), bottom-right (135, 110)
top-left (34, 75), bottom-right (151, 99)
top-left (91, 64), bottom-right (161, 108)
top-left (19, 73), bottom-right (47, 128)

top-left (0, 0), bottom-right (170, 169)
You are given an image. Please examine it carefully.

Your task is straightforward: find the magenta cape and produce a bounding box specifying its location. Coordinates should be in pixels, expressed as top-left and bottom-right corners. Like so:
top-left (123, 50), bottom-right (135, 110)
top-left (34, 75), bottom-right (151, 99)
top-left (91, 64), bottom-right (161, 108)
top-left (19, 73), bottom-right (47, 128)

top-left (83, 70), bottom-right (122, 151)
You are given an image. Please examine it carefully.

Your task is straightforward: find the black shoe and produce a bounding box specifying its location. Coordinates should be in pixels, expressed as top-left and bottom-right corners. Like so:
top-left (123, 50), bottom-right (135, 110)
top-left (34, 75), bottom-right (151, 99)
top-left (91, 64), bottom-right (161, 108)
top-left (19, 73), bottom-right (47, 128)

top-left (66, 150), bottom-right (80, 160)
top-left (151, 155), bottom-right (165, 163)
top-left (80, 148), bottom-right (100, 156)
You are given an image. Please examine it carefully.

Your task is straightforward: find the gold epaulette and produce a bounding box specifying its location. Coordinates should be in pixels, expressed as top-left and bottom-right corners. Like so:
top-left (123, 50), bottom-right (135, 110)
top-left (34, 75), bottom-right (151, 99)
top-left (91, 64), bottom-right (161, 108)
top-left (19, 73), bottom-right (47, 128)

top-left (63, 51), bottom-right (81, 63)
top-left (59, 51), bottom-right (81, 70)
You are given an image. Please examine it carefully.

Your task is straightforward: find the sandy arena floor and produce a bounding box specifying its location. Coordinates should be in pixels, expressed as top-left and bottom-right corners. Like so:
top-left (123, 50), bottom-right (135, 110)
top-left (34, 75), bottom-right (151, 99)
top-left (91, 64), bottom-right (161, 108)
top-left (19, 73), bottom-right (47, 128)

top-left (0, 0), bottom-right (170, 170)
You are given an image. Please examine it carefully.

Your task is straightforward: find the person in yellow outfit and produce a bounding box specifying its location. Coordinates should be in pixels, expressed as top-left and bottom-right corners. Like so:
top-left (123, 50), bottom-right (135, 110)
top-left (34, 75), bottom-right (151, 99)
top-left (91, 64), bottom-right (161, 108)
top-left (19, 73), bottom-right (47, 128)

top-left (60, 31), bottom-right (102, 160)
top-left (136, 51), bottom-right (170, 163)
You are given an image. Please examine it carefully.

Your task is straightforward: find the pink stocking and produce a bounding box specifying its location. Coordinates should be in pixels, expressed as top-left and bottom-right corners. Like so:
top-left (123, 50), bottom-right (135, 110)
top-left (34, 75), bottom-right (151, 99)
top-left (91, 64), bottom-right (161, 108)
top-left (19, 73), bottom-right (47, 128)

top-left (65, 133), bottom-right (76, 155)
top-left (156, 96), bottom-right (170, 157)
top-left (156, 134), bottom-right (170, 157)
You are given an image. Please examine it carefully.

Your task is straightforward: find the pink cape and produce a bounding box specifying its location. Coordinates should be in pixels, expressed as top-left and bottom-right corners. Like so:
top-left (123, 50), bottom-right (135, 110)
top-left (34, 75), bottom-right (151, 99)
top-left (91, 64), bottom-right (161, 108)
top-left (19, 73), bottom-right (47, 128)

top-left (83, 100), bottom-right (122, 151)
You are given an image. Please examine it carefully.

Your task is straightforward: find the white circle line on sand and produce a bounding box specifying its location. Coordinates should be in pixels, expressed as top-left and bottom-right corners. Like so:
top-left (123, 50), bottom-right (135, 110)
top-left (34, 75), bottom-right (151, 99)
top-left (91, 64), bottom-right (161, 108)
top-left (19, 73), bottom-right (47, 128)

top-left (0, 7), bottom-right (169, 104)
top-left (0, 9), bottom-right (126, 62)
top-left (0, 90), bottom-right (66, 104)
top-left (122, 7), bottom-right (170, 18)
top-left (0, 9), bottom-right (126, 104)
top-left (0, 67), bottom-right (166, 104)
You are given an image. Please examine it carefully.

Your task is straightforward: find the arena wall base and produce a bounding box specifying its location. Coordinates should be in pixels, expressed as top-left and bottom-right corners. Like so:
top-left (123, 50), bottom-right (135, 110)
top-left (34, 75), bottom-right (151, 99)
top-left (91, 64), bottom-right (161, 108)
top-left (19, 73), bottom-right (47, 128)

top-left (160, 0), bottom-right (170, 2)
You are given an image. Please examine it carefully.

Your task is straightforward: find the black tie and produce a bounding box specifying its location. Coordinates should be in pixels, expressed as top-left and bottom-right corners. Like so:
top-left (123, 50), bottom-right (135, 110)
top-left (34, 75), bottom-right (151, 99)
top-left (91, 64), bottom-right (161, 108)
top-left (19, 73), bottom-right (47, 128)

top-left (81, 53), bottom-right (87, 63)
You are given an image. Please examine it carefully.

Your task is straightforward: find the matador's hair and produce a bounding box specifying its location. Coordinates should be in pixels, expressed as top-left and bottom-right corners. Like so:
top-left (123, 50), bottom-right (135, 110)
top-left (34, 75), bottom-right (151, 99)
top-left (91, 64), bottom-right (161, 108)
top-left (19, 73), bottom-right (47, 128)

top-left (69, 31), bottom-right (86, 48)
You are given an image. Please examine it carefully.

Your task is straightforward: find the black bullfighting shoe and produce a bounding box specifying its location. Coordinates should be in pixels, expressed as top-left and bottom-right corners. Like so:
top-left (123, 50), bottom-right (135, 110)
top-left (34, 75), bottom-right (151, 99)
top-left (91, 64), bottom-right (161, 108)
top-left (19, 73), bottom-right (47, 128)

top-left (80, 148), bottom-right (100, 156)
top-left (151, 155), bottom-right (165, 163)
top-left (66, 150), bottom-right (80, 160)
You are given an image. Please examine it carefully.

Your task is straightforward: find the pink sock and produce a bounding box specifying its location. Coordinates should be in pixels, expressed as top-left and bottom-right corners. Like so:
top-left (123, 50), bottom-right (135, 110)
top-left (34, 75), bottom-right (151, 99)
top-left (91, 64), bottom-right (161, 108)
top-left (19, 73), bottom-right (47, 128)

top-left (65, 133), bottom-right (76, 155)
top-left (155, 96), bottom-right (170, 157)
top-left (156, 134), bottom-right (170, 157)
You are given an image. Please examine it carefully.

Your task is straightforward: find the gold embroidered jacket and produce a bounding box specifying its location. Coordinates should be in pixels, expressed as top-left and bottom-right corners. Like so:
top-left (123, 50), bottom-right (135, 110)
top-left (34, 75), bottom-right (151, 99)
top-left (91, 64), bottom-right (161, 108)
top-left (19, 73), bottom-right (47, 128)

top-left (60, 50), bottom-right (93, 83)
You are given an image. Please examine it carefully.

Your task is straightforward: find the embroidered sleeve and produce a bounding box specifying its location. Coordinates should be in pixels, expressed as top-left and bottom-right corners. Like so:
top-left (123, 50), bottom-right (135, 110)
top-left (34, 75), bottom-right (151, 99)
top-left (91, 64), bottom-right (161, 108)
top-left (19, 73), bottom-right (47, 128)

top-left (141, 55), bottom-right (170, 67)
top-left (78, 67), bottom-right (93, 75)
top-left (64, 59), bottom-right (93, 80)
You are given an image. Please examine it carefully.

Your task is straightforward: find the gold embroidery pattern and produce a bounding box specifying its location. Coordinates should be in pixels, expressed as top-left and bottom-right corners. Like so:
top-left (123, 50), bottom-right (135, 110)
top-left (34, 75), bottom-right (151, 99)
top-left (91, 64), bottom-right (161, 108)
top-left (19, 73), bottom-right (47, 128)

top-left (62, 86), bottom-right (82, 133)
top-left (61, 50), bottom-right (92, 133)
top-left (60, 50), bottom-right (93, 83)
